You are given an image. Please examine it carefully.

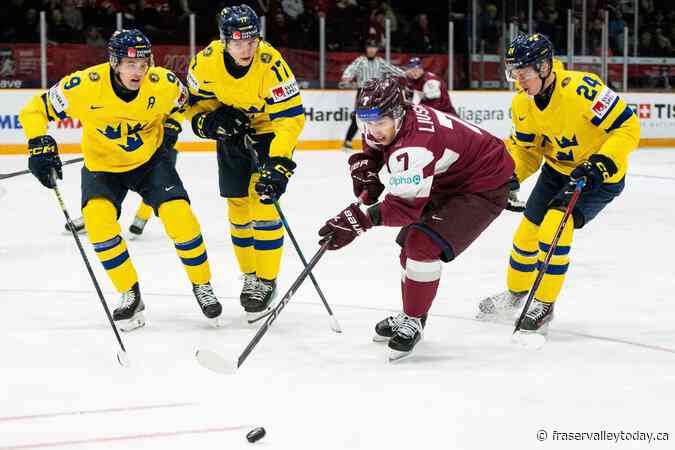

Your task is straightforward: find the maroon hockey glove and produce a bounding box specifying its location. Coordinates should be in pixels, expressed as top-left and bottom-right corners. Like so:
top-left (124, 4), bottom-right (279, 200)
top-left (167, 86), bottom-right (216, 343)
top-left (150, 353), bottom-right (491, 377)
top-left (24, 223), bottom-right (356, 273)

top-left (348, 153), bottom-right (384, 205)
top-left (318, 203), bottom-right (373, 250)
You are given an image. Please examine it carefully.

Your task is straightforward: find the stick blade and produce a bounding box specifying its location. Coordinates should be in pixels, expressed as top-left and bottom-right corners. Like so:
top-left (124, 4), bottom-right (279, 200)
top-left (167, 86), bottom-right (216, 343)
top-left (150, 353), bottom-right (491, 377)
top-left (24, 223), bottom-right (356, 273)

top-left (195, 348), bottom-right (238, 374)
top-left (116, 350), bottom-right (131, 367)
top-left (329, 316), bottom-right (342, 333)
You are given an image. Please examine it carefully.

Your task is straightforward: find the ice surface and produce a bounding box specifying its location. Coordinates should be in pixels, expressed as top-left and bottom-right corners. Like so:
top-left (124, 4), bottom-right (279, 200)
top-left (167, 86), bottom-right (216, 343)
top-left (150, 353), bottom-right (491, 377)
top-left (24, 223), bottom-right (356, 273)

top-left (1, 149), bottom-right (674, 449)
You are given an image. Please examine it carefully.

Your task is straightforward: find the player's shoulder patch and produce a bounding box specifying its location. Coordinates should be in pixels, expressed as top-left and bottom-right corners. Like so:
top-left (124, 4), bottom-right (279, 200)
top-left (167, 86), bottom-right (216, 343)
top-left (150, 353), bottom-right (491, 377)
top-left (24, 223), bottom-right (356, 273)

top-left (149, 72), bottom-right (160, 83)
top-left (203, 46), bottom-right (213, 57)
top-left (260, 52), bottom-right (272, 64)
top-left (88, 71), bottom-right (100, 82)
top-left (269, 77), bottom-right (299, 103)
top-left (561, 76), bottom-right (571, 87)
top-left (590, 85), bottom-right (618, 119)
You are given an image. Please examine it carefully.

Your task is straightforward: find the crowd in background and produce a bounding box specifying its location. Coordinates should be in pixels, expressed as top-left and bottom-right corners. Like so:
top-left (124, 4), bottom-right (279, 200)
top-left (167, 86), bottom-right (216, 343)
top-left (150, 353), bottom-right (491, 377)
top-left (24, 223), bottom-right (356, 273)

top-left (0, 0), bottom-right (673, 57)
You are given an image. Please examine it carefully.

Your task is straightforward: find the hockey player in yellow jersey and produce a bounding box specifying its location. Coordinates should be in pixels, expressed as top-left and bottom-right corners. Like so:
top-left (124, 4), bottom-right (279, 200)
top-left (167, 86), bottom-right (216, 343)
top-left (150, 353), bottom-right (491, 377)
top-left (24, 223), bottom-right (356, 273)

top-left (20, 29), bottom-right (223, 330)
top-left (476, 33), bottom-right (640, 337)
top-left (183, 4), bottom-right (305, 322)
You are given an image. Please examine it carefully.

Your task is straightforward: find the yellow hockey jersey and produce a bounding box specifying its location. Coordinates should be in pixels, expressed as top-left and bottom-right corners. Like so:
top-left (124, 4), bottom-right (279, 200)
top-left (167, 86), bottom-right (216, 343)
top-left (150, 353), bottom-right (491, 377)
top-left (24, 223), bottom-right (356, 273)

top-left (19, 63), bottom-right (188, 172)
top-left (184, 40), bottom-right (305, 158)
top-left (507, 69), bottom-right (640, 184)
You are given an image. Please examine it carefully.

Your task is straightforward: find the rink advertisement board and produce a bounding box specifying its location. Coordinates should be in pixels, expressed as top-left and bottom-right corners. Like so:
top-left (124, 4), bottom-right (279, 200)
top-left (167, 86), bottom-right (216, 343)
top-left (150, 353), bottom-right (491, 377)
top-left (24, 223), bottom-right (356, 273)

top-left (0, 89), bottom-right (673, 154)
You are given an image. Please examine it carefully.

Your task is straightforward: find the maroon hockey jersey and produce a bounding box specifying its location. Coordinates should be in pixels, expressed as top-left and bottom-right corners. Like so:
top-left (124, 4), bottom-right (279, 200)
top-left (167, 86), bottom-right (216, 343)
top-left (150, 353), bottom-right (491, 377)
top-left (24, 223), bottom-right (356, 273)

top-left (407, 72), bottom-right (456, 115)
top-left (363, 104), bottom-right (514, 227)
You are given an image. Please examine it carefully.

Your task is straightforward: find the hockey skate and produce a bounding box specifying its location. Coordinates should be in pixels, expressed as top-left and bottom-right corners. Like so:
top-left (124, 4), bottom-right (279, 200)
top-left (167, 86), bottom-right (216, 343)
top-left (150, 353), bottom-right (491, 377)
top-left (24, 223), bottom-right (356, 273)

top-left (476, 290), bottom-right (526, 321)
top-left (388, 314), bottom-right (424, 362)
top-left (512, 299), bottom-right (555, 349)
top-left (128, 216), bottom-right (148, 239)
top-left (245, 278), bottom-right (278, 323)
top-left (373, 312), bottom-right (427, 342)
top-left (239, 273), bottom-right (258, 307)
top-left (193, 282), bottom-right (223, 327)
top-left (113, 282), bottom-right (146, 332)
top-left (64, 216), bottom-right (86, 235)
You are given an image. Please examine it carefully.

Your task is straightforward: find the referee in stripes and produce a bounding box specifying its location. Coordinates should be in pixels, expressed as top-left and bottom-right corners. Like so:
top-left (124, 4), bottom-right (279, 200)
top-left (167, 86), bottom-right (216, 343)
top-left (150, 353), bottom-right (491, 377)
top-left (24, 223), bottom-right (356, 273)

top-left (339, 39), bottom-right (405, 150)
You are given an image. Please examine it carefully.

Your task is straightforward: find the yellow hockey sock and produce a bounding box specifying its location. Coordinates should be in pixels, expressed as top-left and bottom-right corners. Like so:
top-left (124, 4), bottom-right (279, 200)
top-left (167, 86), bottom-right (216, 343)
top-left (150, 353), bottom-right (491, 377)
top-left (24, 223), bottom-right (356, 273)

top-left (533, 209), bottom-right (574, 303)
top-left (158, 199), bottom-right (211, 285)
top-left (507, 216), bottom-right (539, 294)
top-left (134, 200), bottom-right (153, 221)
top-left (250, 180), bottom-right (284, 281)
top-left (228, 197), bottom-right (256, 274)
top-left (83, 198), bottom-right (138, 293)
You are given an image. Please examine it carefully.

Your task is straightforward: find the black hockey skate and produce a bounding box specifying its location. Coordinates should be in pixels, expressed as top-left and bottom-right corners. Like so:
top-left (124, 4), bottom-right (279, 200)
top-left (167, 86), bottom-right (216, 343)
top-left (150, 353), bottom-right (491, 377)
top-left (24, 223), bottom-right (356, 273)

top-left (245, 278), bottom-right (278, 323)
top-left (113, 282), bottom-right (146, 332)
top-left (240, 273), bottom-right (258, 307)
top-left (476, 290), bottom-right (526, 321)
top-left (64, 216), bottom-right (86, 234)
top-left (388, 314), bottom-right (424, 362)
top-left (193, 282), bottom-right (223, 327)
top-left (512, 299), bottom-right (555, 349)
top-left (374, 312), bottom-right (427, 342)
top-left (519, 299), bottom-right (554, 332)
top-left (128, 216), bottom-right (148, 238)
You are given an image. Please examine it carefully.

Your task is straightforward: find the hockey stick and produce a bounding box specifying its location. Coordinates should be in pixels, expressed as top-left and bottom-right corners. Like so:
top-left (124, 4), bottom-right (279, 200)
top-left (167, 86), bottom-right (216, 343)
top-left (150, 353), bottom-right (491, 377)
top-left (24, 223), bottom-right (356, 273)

top-left (513, 178), bottom-right (585, 334)
top-left (195, 239), bottom-right (331, 374)
top-left (50, 171), bottom-right (130, 367)
top-left (241, 135), bottom-right (341, 333)
top-left (0, 157), bottom-right (83, 180)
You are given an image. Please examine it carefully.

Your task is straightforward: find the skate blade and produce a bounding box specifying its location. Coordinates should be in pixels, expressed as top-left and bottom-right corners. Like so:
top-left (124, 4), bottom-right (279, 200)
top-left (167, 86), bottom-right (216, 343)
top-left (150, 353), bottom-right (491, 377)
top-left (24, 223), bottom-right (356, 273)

top-left (388, 349), bottom-right (414, 362)
top-left (512, 330), bottom-right (547, 350)
top-left (195, 348), bottom-right (237, 374)
top-left (116, 312), bottom-right (146, 332)
top-left (246, 294), bottom-right (280, 324)
top-left (372, 334), bottom-right (391, 343)
top-left (208, 316), bottom-right (226, 328)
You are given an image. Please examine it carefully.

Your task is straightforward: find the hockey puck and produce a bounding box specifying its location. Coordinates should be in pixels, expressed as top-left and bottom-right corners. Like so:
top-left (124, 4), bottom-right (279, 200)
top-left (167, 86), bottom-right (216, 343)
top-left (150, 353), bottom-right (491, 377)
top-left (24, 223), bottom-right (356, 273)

top-left (246, 427), bottom-right (266, 443)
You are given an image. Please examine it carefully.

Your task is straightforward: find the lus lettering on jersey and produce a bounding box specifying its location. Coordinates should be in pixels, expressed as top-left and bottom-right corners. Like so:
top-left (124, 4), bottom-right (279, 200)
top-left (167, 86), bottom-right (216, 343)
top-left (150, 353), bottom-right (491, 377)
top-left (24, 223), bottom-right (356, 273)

top-left (412, 105), bottom-right (435, 132)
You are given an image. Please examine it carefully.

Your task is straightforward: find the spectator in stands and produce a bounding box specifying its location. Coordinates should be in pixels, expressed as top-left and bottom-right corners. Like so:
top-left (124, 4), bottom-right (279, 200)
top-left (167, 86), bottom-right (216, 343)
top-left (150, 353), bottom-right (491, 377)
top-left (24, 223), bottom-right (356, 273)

top-left (653, 28), bottom-right (672, 57)
top-left (281, 0), bottom-right (304, 19)
top-left (639, 30), bottom-right (654, 56)
top-left (15, 8), bottom-right (40, 43)
top-left (479, 3), bottom-right (500, 53)
top-left (268, 11), bottom-right (290, 47)
top-left (48, 9), bottom-right (78, 43)
top-left (63, 0), bottom-right (84, 33)
top-left (326, 0), bottom-right (359, 51)
top-left (85, 25), bottom-right (107, 46)
top-left (366, 9), bottom-right (387, 47)
top-left (408, 13), bottom-right (434, 53)
top-left (608, 9), bottom-right (626, 55)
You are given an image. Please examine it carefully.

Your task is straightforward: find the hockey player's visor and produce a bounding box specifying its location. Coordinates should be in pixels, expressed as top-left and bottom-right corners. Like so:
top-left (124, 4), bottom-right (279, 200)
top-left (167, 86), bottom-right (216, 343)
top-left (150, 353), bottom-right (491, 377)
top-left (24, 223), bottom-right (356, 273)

top-left (505, 63), bottom-right (539, 83)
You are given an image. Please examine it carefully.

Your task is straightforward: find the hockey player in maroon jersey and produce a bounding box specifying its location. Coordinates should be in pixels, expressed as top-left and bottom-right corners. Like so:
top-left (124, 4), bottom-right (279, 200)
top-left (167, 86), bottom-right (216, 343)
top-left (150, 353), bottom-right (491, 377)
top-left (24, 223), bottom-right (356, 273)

top-left (403, 57), bottom-right (456, 115)
top-left (318, 77), bottom-right (514, 361)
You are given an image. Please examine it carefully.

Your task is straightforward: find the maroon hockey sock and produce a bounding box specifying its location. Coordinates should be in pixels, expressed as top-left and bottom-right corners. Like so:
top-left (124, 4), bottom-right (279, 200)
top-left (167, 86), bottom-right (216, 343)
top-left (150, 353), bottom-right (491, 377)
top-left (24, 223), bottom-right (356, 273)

top-left (400, 228), bottom-right (443, 318)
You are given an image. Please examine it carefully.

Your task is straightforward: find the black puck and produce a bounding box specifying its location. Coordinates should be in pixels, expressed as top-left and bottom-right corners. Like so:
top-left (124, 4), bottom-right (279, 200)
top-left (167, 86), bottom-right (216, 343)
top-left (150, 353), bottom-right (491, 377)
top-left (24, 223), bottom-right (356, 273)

top-left (246, 427), bottom-right (266, 443)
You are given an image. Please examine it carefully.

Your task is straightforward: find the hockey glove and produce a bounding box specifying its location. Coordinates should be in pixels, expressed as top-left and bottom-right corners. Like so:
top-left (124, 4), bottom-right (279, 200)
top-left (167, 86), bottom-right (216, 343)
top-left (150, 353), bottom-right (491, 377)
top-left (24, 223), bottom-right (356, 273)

top-left (160, 118), bottom-right (182, 151)
top-left (319, 203), bottom-right (373, 251)
top-left (348, 153), bottom-right (384, 205)
top-left (570, 154), bottom-right (617, 192)
top-left (506, 175), bottom-right (526, 212)
top-left (255, 156), bottom-right (297, 204)
top-left (28, 135), bottom-right (62, 188)
top-left (192, 105), bottom-right (250, 140)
